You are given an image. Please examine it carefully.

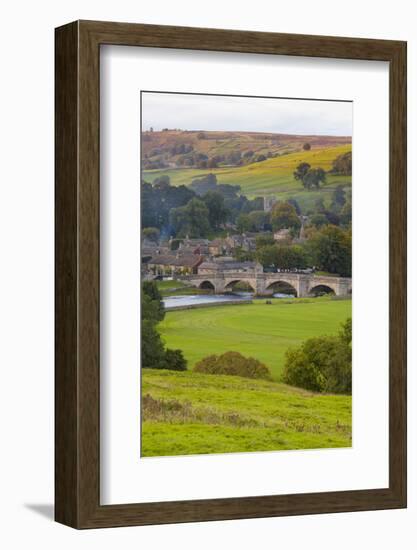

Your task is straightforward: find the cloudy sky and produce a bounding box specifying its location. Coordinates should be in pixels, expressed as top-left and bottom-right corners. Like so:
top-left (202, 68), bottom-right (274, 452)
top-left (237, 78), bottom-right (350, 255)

top-left (141, 92), bottom-right (352, 136)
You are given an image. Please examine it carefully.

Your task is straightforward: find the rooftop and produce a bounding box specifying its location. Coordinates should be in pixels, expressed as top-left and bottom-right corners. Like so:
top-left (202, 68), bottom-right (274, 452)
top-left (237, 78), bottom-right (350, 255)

top-left (148, 254), bottom-right (203, 267)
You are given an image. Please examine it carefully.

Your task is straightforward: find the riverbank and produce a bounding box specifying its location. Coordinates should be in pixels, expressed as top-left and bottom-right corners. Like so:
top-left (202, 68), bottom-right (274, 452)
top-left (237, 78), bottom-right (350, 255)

top-left (164, 299), bottom-right (253, 311)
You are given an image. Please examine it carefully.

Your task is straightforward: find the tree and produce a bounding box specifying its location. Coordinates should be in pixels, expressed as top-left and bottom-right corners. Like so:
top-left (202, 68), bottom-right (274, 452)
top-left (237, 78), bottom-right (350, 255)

top-left (141, 281), bottom-right (188, 371)
top-left (339, 317), bottom-right (352, 346)
top-left (293, 162), bottom-right (311, 182)
top-left (234, 247), bottom-right (255, 262)
top-left (294, 162), bottom-right (326, 189)
top-left (255, 244), bottom-right (279, 268)
top-left (153, 175), bottom-right (170, 188)
top-left (189, 173), bottom-right (217, 195)
top-left (314, 197), bottom-right (326, 213)
top-left (248, 210), bottom-right (270, 231)
top-left (142, 227), bottom-right (160, 243)
top-left (270, 201), bottom-right (301, 231)
top-left (255, 234), bottom-right (275, 248)
top-left (164, 349), bottom-right (187, 371)
top-left (282, 332), bottom-right (351, 394)
top-left (287, 198), bottom-right (301, 215)
top-left (142, 320), bottom-right (168, 369)
top-left (236, 213), bottom-right (252, 233)
top-left (308, 225), bottom-right (351, 276)
top-left (303, 142), bottom-right (311, 151)
top-left (142, 281), bottom-right (165, 323)
top-left (169, 197), bottom-right (211, 238)
top-left (330, 185), bottom-right (346, 212)
top-left (142, 295), bottom-right (164, 326)
top-left (203, 191), bottom-right (229, 230)
top-left (141, 178), bottom-right (195, 234)
top-left (331, 151), bottom-right (352, 175)
top-left (256, 244), bottom-right (309, 270)
top-left (207, 158), bottom-right (218, 169)
top-left (302, 168), bottom-right (326, 189)
top-left (339, 199), bottom-right (352, 226)
top-left (310, 213), bottom-right (328, 228)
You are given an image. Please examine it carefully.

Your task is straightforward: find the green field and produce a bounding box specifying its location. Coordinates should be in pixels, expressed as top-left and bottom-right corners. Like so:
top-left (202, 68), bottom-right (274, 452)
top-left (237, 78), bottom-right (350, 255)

top-left (159, 297), bottom-right (351, 380)
top-left (142, 369), bottom-right (352, 457)
top-left (144, 144), bottom-right (351, 210)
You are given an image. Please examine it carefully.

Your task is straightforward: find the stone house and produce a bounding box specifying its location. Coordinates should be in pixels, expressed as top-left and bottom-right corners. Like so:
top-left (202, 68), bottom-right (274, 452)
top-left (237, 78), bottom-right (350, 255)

top-left (273, 228), bottom-right (292, 242)
top-left (147, 254), bottom-right (204, 277)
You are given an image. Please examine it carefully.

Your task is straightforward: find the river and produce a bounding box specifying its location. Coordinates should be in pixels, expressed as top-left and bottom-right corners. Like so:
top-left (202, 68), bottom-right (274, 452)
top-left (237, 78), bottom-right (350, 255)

top-left (163, 291), bottom-right (294, 310)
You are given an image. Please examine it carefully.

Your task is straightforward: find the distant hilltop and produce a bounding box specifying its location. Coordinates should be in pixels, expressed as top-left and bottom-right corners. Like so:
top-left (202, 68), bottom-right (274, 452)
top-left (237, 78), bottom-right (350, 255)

top-left (141, 129), bottom-right (351, 168)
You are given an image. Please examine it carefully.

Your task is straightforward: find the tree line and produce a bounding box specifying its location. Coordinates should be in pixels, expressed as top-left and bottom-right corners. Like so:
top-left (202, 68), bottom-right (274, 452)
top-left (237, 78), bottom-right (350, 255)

top-left (236, 223), bottom-right (351, 277)
top-left (142, 174), bottom-right (264, 238)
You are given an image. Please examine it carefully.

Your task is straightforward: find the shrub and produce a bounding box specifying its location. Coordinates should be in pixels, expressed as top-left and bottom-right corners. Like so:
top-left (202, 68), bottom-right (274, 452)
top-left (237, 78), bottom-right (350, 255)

top-left (165, 349), bottom-right (187, 371)
top-left (282, 318), bottom-right (352, 394)
top-left (194, 351), bottom-right (271, 380)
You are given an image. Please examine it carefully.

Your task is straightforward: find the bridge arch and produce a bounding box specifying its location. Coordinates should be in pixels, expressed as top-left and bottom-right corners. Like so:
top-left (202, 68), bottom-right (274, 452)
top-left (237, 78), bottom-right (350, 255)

top-left (265, 280), bottom-right (298, 297)
top-left (199, 280), bottom-right (215, 291)
top-left (308, 284), bottom-right (335, 296)
top-left (224, 279), bottom-right (255, 293)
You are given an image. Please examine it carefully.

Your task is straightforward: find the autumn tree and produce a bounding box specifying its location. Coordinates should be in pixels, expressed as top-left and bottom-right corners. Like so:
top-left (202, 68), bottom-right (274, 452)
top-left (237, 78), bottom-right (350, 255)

top-left (331, 151), bottom-right (352, 175)
top-left (270, 201), bottom-right (301, 231)
top-left (308, 225), bottom-right (351, 276)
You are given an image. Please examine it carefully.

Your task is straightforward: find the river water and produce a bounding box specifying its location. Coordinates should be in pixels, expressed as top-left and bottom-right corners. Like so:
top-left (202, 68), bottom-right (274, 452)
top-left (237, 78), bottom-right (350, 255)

top-left (163, 292), bottom-right (294, 310)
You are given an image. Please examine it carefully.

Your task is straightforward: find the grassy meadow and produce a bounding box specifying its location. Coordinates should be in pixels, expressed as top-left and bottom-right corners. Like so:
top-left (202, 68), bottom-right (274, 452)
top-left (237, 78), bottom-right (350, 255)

top-left (141, 369), bottom-right (352, 457)
top-left (159, 297), bottom-right (352, 380)
top-left (144, 144), bottom-right (351, 210)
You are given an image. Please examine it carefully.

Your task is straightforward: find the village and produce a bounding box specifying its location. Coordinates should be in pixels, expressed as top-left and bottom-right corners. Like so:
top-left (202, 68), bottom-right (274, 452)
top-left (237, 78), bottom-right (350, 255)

top-left (142, 227), bottom-right (308, 279)
top-left (141, 196), bottom-right (313, 280)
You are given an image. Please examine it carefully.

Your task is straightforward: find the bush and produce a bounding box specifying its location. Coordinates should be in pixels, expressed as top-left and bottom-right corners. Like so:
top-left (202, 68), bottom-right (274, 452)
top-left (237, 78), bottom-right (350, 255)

top-left (165, 349), bottom-right (187, 371)
top-left (194, 351), bottom-right (271, 380)
top-left (282, 318), bottom-right (352, 394)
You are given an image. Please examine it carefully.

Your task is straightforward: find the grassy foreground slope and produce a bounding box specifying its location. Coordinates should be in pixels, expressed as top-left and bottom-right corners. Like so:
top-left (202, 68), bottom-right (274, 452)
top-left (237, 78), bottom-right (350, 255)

top-left (159, 298), bottom-right (352, 380)
top-left (141, 369), bottom-right (352, 457)
top-left (144, 144), bottom-right (351, 210)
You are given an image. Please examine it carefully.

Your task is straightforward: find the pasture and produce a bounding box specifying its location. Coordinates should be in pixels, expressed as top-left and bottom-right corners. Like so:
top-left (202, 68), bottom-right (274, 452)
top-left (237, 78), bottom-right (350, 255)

top-left (143, 144), bottom-right (352, 210)
top-left (141, 369), bottom-right (352, 457)
top-left (159, 297), bottom-right (352, 380)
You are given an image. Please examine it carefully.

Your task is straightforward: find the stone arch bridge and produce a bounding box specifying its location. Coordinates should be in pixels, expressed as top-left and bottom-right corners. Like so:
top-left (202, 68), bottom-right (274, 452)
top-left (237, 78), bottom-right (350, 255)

top-left (179, 272), bottom-right (352, 297)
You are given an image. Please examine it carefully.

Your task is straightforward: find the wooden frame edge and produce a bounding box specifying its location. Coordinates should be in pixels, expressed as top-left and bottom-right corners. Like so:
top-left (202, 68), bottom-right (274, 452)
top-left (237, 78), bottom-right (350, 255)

top-left (55, 20), bottom-right (407, 529)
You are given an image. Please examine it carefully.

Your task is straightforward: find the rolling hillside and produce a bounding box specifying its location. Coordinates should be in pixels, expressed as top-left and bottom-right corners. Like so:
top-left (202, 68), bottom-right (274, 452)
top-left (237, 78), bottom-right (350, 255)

top-left (142, 130), bottom-right (351, 211)
top-left (141, 369), bottom-right (352, 457)
top-left (142, 129), bottom-right (350, 159)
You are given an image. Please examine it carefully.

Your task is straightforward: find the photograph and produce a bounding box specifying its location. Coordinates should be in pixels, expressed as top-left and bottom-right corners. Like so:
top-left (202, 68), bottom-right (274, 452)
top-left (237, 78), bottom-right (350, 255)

top-left (140, 91), bottom-right (353, 458)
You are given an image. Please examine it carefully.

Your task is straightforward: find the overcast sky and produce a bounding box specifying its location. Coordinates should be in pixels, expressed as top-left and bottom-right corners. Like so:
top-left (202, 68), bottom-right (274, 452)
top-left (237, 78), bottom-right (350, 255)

top-left (141, 92), bottom-right (352, 136)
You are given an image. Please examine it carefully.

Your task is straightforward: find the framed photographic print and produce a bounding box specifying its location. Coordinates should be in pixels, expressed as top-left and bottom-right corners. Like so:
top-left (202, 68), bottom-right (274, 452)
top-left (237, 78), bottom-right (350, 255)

top-left (55, 20), bottom-right (406, 528)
